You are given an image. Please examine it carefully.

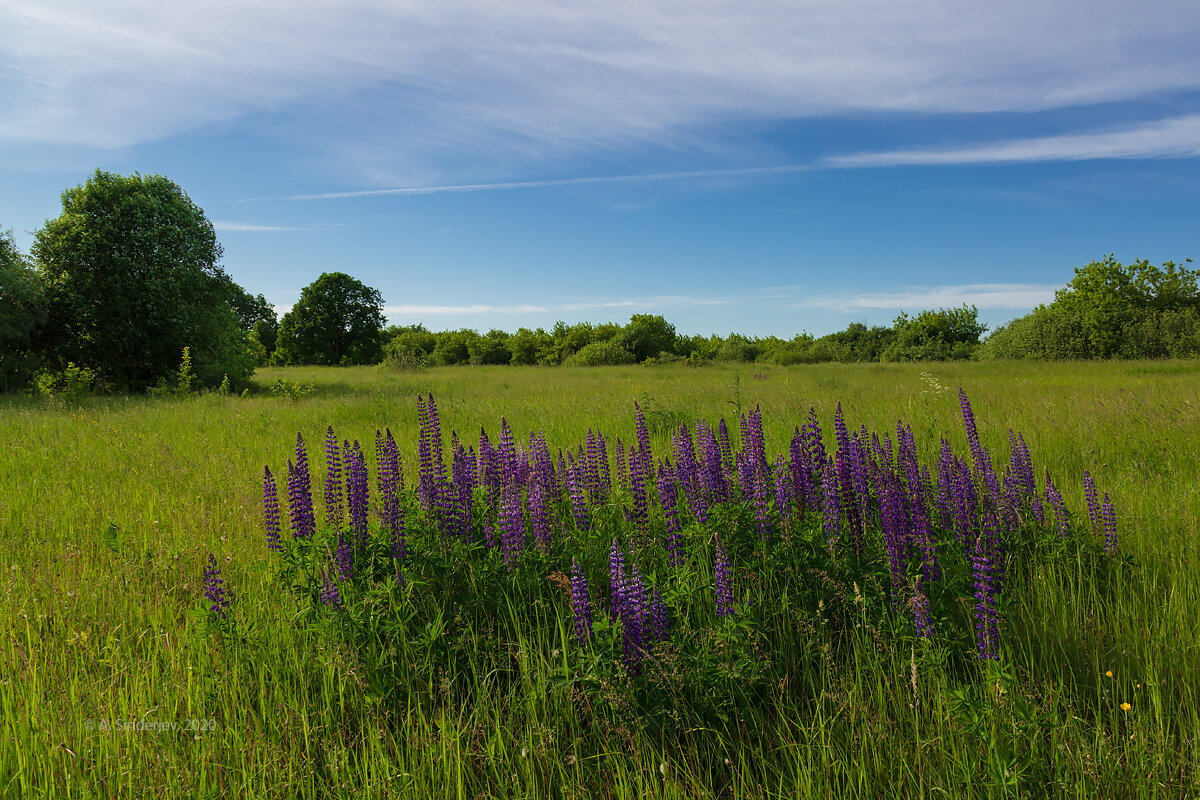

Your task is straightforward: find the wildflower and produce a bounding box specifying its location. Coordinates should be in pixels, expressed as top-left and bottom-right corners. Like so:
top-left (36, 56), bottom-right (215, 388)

top-left (290, 433), bottom-right (316, 540)
top-left (203, 553), bottom-right (231, 619)
top-left (1102, 493), bottom-right (1117, 553)
top-left (570, 559), bottom-right (593, 645)
top-left (1120, 702), bottom-right (1132, 712)
top-left (500, 487), bottom-right (525, 570)
top-left (714, 535), bottom-right (733, 619)
top-left (1105, 670), bottom-right (1113, 678)
top-left (657, 461), bottom-right (685, 566)
top-left (263, 466), bottom-right (282, 552)
top-left (324, 426), bottom-right (343, 528)
top-left (320, 568), bottom-right (340, 609)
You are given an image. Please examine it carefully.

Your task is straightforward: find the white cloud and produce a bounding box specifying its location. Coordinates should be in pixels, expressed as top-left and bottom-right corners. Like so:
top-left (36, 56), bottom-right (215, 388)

top-left (826, 115), bottom-right (1200, 167)
top-left (384, 304), bottom-right (548, 316)
top-left (3, 0), bottom-right (1199, 179)
top-left (796, 284), bottom-right (1058, 311)
top-left (560, 295), bottom-right (731, 312)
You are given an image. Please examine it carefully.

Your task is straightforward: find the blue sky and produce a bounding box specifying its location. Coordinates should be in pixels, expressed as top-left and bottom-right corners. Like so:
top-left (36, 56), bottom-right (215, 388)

top-left (2, 0), bottom-right (1198, 337)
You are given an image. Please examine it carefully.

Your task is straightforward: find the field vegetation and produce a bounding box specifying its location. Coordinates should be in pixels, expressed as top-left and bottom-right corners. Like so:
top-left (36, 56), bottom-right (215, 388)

top-left (1, 361), bottom-right (1197, 798)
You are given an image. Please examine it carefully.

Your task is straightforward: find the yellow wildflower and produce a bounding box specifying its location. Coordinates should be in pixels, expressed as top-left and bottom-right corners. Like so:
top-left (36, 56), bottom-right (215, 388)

top-left (1105, 670), bottom-right (1113, 678)
top-left (1120, 702), bottom-right (1132, 712)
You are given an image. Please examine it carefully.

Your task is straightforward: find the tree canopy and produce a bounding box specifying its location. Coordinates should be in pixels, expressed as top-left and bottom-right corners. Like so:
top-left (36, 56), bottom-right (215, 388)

top-left (0, 229), bottom-right (46, 391)
top-left (274, 272), bottom-right (386, 365)
top-left (31, 170), bottom-right (255, 390)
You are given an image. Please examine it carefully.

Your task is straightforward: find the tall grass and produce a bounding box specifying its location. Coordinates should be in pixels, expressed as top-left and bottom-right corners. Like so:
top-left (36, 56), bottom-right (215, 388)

top-left (0, 361), bottom-right (1197, 798)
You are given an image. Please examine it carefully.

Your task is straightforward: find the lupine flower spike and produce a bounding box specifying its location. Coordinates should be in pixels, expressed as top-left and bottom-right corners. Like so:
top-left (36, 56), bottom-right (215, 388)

top-left (203, 553), bottom-right (231, 619)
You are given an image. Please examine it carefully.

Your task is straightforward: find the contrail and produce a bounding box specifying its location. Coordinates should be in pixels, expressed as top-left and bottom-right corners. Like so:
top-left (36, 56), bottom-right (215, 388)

top-left (278, 164), bottom-right (813, 201)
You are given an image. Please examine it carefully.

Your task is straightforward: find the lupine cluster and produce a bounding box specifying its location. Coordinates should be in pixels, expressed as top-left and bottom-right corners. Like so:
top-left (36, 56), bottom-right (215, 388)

top-left (262, 387), bottom-right (1118, 667)
top-left (263, 466), bottom-right (282, 552)
top-left (203, 553), bottom-right (231, 619)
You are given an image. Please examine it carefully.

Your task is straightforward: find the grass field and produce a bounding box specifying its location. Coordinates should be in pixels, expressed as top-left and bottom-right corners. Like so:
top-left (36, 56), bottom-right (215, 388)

top-left (1, 360), bottom-right (1198, 799)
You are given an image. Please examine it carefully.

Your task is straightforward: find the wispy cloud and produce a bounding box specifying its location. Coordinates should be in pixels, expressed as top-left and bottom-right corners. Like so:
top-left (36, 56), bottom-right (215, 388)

top-left (826, 115), bottom-right (1200, 167)
top-left (211, 220), bottom-right (302, 231)
top-left (280, 166), bottom-right (809, 201)
top-left (4, 0), bottom-right (1199, 180)
top-left (560, 295), bottom-right (731, 312)
top-left (796, 284), bottom-right (1058, 312)
top-left (384, 304), bottom-right (548, 316)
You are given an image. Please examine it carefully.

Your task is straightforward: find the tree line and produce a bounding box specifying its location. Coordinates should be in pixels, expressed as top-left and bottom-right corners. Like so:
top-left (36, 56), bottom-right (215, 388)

top-left (3, 170), bottom-right (1197, 395)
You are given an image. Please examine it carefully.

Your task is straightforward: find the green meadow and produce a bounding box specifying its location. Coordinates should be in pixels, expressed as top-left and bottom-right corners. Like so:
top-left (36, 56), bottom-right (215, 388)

top-left (1, 360), bottom-right (1198, 799)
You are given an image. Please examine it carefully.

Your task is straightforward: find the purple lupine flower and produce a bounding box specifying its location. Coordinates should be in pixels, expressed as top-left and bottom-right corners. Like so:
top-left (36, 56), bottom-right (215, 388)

top-left (347, 441), bottom-right (369, 548)
top-left (717, 418), bottom-right (733, 476)
top-left (804, 407), bottom-right (826, 480)
top-left (324, 425), bottom-right (343, 529)
top-left (290, 433), bottom-right (316, 539)
top-left (698, 420), bottom-right (726, 505)
top-left (320, 568), bottom-right (340, 609)
top-left (651, 586), bottom-right (668, 644)
top-left (613, 436), bottom-right (628, 494)
top-left (911, 465), bottom-right (941, 583)
top-left (774, 452), bottom-right (793, 523)
top-left (750, 462), bottom-right (772, 541)
top-left (910, 577), bottom-right (934, 639)
top-left (203, 553), bottom-right (231, 619)
top-left (633, 402), bottom-right (652, 475)
top-left (951, 457), bottom-right (978, 546)
top-left (714, 535), bottom-right (733, 619)
top-left (566, 454), bottom-right (590, 533)
top-left (585, 429), bottom-right (601, 501)
top-left (264, 465), bottom-right (282, 552)
top-left (498, 417), bottom-right (519, 490)
top-left (1082, 470), bottom-right (1101, 535)
top-left (335, 533), bottom-right (353, 581)
top-left (935, 439), bottom-right (957, 532)
top-left (529, 479), bottom-right (552, 553)
top-left (622, 562), bottom-right (649, 672)
top-left (789, 427), bottom-right (813, 519)
top-left (971, 508), bottom-right (1001, 661)
top-left (1044, 471), bottom-right (1070, 539)
top-left (822, 456), bottom-right (841, 556)
top-left (1101, 493), bottom-right (1117, 553)
top-left (959, 388), bottom-right (985, 472)
top-left (740, 405), bottom-right (769, 479)
top-left (609, 539), bottom-right (626, 620)
top-left (878, 471), bottom-right (910, 607)
top-left (596, 432), bottom-right (611, 499)
top-left (500, 487), bottom-right (525, 570)
top-left (380, 428), bottom-right (406, 558)
top-left (570, 559), bottom-right (593, 645)
top-left (628, 443), bottom-right (649, 540)
top-left (834, 449), bottom-right (862, 558)
top-left (657, 460), bottom-right (685, 566)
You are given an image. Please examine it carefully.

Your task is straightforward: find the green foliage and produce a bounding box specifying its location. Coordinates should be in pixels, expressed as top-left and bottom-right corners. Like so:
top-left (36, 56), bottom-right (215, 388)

top-left (507, 326), bottom-right (554, 365)
top-left (468, 329), bottom-right (513, 365)
top-left (274, 272), bottom-right (385, 365)
top-left (563, 338), bottom-right (636, 366)
top-left (883, 305), bottom-right (986, 361)
top-left (616, 314), bottom-right (678, 362)
top-left (3, 363), bottom-right (1199, 797)
top-left (34, 361), bottom-right (101, 398)
top-left (981, 256), bottom-right (1200, 360)
top-left (31, 170), bottom-right (256, 391)
top-left (176, 346), bottom-right (196, 395)
top-left (0, 228), bottom-right (46, 391)
top-left (268, 378), bottom-right (315, 400)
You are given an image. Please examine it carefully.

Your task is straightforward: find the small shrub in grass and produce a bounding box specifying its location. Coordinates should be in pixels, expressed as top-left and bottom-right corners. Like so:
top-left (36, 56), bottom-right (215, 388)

top-left (258, 390), bottom-right (1120, 747)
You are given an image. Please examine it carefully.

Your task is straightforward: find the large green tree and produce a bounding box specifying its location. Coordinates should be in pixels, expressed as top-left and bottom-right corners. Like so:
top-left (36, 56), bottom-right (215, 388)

top-left (274, 272), bottom-right (386, 365)
top-left (0, 228), bottom-right (47, 391)
top-left (32, 170), bottom-right (255, 390)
